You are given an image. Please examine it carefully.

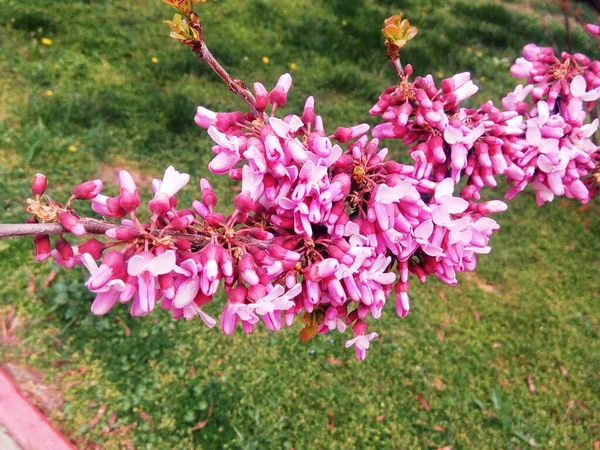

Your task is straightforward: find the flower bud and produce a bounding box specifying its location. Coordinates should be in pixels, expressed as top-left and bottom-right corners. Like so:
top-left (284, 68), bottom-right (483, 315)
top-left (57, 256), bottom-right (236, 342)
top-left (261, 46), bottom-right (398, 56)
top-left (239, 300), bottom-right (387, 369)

top-left (234, 191), bottom-right (253, 213)
top-left (105, 227), bottom-right (142, 240)
top-left (72, 180), bottom-right (103, 200)
top-left (148, 193), bottom-right (171, 216)
top-left (269, 73), bottom-right (292, 107)
top-left (118, 170), bottom-right (140, 213)
top-left (331, 124), bottom-right (370, 143)
top-left (253, 82), bottom-right (269, 111)
top-left (31, 173), bottom-right (48, 197)
top-left (77, 238), bottom-right (106, 260)
top-left (55, 237), bottom-right (75, 267)
top-left (59, 212), bottom-right (85, 236)
top-left (34, 234), bottom-right (51, 262)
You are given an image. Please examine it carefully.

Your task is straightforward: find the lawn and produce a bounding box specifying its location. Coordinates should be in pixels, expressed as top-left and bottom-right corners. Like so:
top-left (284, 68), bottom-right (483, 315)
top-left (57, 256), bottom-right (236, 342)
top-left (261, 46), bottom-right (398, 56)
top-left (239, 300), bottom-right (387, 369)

top-left (0, 0), bottom-right (599, 448)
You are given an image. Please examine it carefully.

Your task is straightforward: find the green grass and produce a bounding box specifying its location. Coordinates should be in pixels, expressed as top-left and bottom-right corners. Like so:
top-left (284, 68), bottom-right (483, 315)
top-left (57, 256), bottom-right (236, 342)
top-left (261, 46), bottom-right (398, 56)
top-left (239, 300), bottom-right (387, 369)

top-left (1, 0), bottom-right (599, 448)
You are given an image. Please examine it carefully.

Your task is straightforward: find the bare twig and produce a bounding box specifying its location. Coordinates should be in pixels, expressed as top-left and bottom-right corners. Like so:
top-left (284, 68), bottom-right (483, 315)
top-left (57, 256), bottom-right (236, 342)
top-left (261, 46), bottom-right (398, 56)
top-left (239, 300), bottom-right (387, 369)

top-left (0, 217), bottom-right (272, 250)
top-left (0, 218), bottom-right (117, 239)
top-left (186, 16), bottom-right (258, 114)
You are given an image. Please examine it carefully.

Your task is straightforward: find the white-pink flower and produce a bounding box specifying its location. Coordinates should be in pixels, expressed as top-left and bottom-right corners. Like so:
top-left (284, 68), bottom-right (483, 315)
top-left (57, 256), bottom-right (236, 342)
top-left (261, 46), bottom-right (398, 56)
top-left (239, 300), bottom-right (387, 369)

top-left (345, 332), bottom-right (378, 360)
top-left (570, 75), bottom-right (600, 102)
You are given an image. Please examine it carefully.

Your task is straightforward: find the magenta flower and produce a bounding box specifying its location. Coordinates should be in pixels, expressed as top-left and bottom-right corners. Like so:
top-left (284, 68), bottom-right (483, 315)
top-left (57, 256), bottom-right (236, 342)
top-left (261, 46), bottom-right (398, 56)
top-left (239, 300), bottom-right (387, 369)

top-left (345, 332), bottom-right (378, 360)
top-left (81, 253), bottom-right (126, 315)
top-left (127, 250), bottom-right (182, 316)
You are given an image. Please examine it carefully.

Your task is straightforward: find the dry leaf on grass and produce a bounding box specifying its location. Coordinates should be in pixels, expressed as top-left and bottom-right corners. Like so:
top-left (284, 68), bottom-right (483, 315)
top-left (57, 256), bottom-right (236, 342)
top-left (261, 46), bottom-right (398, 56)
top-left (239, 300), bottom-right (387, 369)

top-left (43, 269), bottom-right (58, 287)
top-left (138, 410), bottom-right (155, 430)
top-left (416, 393), bottom-right (430, 411)
top-left (432, 376), bottom-right (445, 391)
top-left (88, 403), bottom-right (108, 429)
top-left (192, 402), bottom-right (214, 431)
top-left (327, 411), bottom-right (335, 430)
top-left (115, 316), bottom-right (131, 337)
top-left (27, 276), bottom-right (36, 294)
top-left (326, 358), bottom-right (345, 366)
top-left (527, 375), bottom-right (536, 395)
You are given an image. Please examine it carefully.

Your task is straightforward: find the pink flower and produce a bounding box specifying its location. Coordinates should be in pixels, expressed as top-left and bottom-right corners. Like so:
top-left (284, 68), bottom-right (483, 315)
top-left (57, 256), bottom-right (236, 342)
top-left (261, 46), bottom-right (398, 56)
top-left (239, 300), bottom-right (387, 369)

top-left (81, 253), bottom-right (126, 315)
top-left (570, 75), bottom-right (600, 102)
top-left (154, 166), bottom-right (190, 198)
top-left (345, 332), bottom-right (378, 360)
top-left (127, 250), bottom-right (181, 316)
top-left (431, 179), bottom-right (469, 227)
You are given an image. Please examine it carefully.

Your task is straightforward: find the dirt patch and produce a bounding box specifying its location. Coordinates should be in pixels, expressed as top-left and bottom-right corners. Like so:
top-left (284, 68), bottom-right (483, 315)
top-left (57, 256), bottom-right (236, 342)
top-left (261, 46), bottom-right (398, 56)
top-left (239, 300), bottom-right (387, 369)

top-left (0, 149), bottom-right (23, 170)
top-left (100, 155), bottom-right (155, 187)
top-left (462, 271), bottom-right (499, 294)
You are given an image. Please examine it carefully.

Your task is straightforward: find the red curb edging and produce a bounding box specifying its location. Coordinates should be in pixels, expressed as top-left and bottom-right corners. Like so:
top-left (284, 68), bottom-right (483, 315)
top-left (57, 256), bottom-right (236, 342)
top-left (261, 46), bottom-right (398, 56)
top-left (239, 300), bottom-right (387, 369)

top-left (0, 368), bottom-right (76, 450)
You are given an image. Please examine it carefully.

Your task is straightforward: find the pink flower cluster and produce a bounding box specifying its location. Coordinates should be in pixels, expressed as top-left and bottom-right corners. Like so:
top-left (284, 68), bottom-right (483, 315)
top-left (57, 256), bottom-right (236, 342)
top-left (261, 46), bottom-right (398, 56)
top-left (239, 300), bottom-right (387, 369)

top-left (193, 73), bottom-right (505, 357)
top-left (369, 46), bottom-right (600, 206)
top-left (27, 34), bottom-right (600, 359)
top-left (505, 44), bottom-right (600, 204)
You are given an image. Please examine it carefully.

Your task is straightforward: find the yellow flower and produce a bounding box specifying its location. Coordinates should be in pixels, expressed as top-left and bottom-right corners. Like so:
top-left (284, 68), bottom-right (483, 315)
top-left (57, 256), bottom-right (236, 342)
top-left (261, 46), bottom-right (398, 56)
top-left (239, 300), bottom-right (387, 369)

top-left (475, 51), bottom-right (483, 57)
top-left (68, 145), bottom-right (78, 152)
top-left (341, 20), bottom-right (348, 27)
top-left (437, 72), bottom-right (444, 79)
top-left (41, 38), bottom-right (53, 46)
top-left (152, 57), bottom-right (159, 63)
top-left (44, 90), bottom-right (54, 96)
top-left (262, 56), bottom-right (270, 64)
top-left (382, 13), bottom-right (418, 50)
top-left (289, 63), bottom-right (298, 70)
top-left (479, 76), bottom-right (486, 82)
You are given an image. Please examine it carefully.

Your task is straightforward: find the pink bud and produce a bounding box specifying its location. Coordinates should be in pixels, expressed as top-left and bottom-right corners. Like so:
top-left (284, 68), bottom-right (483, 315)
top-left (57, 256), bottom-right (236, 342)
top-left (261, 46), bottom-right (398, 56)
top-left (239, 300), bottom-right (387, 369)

top-left (352, 320), bottom-right (367, 336)
top-left (253, 82), bottom-right (269, 111)
top-left (72, 180), bottom-right (103, 200)
top-left (200, 178), bottom-right (217, 208)
top-left (234, 191), bottom-right (253, 213)
top-left (59, 212), bottom-right (85, 236)
top-left (269, 73), bottom-right (292, 107)
top-left (169, 214), bottom-right (194, 230)
top-left (148, 193), bottom-right (171, 216)
top-left (77, 238), bottom-right (106, 260)
top-left (34, 234), bottom-right (51, 262)
top-left (194, 106), bottom-right (217, 129)
top-left (32, 173), bottom-right (48, 196)
top-left (331, 124), bottom-right (370, 143)
top-left (55, 237), bottom-right (75, 266)
top-left (105, 227), bottom-right (141, 240)
top-left (308, 258), bottom-right (339, 281)
top-left (118, 170), bottom-right (140, 213)
top-left (395, 281), bottom-right (410, 317)
top-left (239, 253), bottom-right (259, 286)
top-left (301, 96), bottom-right (315, 124)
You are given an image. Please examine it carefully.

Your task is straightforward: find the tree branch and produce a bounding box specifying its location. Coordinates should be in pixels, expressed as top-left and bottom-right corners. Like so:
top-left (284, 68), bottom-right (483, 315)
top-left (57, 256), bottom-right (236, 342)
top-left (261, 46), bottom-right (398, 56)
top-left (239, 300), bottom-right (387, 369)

top-left (0, 218), bottom-right (116, 239)
top-left (0, 218), bottom-right (272, 249)
top-left (187, 19), bottom-right (258, 115)
top-left (0, 218), bottom-right (209, 245)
